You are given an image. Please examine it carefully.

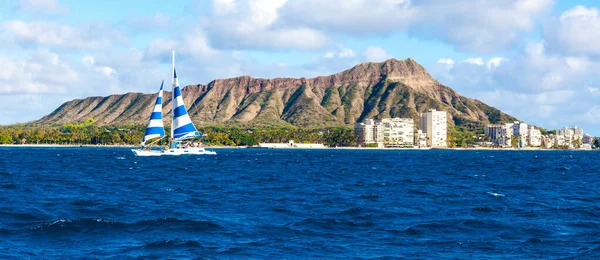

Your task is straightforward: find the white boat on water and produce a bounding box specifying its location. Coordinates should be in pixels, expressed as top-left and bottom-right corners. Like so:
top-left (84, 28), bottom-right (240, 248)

top-left (132, 51), bottom-right (216, 156)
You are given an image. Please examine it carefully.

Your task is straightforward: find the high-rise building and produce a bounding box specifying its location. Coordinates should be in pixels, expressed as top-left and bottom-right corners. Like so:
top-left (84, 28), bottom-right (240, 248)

top-left (354, 119), bottom-right (383, 146)
top-left (381, 118), bottom-right (414, 146)
top-left (527, 125), bottom-right (541, 147)
top-left (512, 121), bottom-right (529, 148)
top-left (556, 126), bottom-right (584, 148)
top-left (420, 109), bottom-right (447, 148)
top-left (485, 123), bottom-right (513, 147)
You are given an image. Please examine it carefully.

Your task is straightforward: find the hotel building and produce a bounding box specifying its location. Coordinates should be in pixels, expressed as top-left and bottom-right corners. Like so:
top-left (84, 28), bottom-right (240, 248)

top-left (420, 109), bottom-right (447, 148)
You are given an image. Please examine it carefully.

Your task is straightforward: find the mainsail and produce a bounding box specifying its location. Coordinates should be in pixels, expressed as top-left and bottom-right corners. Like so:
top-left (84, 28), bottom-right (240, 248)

top-left (141, 81), bottom-right (166, 145)
top-left (171, 64), bottom-right (201, 140)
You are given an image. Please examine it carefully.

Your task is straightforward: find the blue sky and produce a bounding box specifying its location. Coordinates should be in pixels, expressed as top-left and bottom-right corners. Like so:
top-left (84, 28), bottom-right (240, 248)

top-left (1, 0), bottom-right (600, 135)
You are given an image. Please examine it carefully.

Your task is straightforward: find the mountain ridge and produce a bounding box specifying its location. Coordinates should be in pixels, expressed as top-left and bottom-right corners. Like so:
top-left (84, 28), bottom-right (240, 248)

top-left (36, 58), bottom-right (518, 129)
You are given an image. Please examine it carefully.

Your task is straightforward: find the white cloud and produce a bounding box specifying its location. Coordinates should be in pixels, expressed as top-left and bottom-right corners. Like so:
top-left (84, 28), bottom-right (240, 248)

top-left (0, 49), bottom-right (74, 95)
top-left (545, 5), bottom-right (600, 56)
top-left (278, 0), bottom-right (414, 35)
top-left (143, 29), bottom-right (222, 65)
top-left (3, 20), bottom-right (128, 50)
top-left (13, 0), bottom-right (67, 15)
top-left (204, 0), bottom-right (330, 50)
top-left (144, 38), bottom-right (178, 62)
top-left (464, 58), bottom-right (484, 66)
top-left (437, 58), bottom-right (455, 66)
top-left (322, 46), bottom-right (355, 59)
top-left (275, 0), bottom-right (553, 53)
top-left (0, 48), bottom-right (155, 125)
top-left (363, 46), bottom-right (391, 62)
top-left (584, 106), bottom-right (600, 122)
top-left (487, 57), bottom-right (507, 69)
top-left (429, 41), bottom-right (600, 133)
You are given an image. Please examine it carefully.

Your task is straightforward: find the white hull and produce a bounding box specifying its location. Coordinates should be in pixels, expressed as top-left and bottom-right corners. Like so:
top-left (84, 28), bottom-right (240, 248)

top-left (131, 147), bottom-right (216, 156)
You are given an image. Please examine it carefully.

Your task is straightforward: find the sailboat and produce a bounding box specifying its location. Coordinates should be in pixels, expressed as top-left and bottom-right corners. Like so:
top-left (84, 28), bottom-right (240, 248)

top-left (131, 51), bottom-right (216, 156)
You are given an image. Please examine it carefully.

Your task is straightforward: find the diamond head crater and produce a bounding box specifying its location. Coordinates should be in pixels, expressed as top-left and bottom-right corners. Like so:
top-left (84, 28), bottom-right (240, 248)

top-left (1, 58), bottom-right (518, 147)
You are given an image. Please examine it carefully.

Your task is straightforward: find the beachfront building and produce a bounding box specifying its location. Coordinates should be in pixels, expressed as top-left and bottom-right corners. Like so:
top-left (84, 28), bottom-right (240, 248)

top-left (416, 129), bottom-right (428, 148)
top-left (512, 122), bottom-right (529, 147)
top-left (420, 109), bottom-right (447, 148)
top-left (527, 125), bottom-right (542, 147)
top-left (485, 121), bottom-right (542, 147)
top-left (541, 135), bottom-right (553, 149)
top-left (554, 126), bottom-right (585, 148)
top-left (484, 124), bottom-right (513, 147)
top-left (381, 118), bottom-right (415, 147)
top-left (354, 119), bottom-right (383, 147)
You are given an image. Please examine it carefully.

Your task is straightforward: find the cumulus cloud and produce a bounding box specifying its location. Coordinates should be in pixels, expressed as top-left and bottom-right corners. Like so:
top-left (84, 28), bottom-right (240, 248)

top-left (544, 5), bottom-right (600, 57)
top-left (278, 0), bottom-right (414, 35)
top-left (3, 20), bottom-right (128, 50)
top-left (144, 28), bottom-right (224, 63)
top-left (363, 46), bottom-right (391, 62)
top-left (0, 48), bottom-right (162, 124)
top-left (12, 0), bottom-right (67, 15)
top-left (437, 58), bottom-right (455, 66)
top-left (274, 0), bottom-right (554, 53)
top-left (0, 49), bottom-right (75, 95)
top-left (204, 0), bottom-right (330, 50)
top-left (487, 57), bottom-right (507, 70)
top-left (429, 41), bottom-right (600, 132)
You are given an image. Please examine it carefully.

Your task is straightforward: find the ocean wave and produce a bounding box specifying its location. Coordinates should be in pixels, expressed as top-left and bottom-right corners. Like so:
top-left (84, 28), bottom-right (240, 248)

top-left (487, 192), bottom-right (505, 197)
top-left (20, 217), bottom-right (223, 235)
top-left (471, 206), bottom-right (501, 212)
top-left (288, 217), bottom-right (376, 233)
top-left (402, 218), bottom-right (511, 234)
top-left (139, 238), bottom-right (203, 250)
top-left (0, 209), bottom-right (52, 224)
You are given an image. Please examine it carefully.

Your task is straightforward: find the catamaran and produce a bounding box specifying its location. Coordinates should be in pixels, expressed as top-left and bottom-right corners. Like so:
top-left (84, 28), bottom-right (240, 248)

top-left (131, 51), bottom-right (216, 156)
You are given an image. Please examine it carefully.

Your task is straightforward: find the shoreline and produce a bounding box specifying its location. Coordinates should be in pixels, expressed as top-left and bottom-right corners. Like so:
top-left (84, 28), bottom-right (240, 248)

top-left (0, 144), bottom-right (595, 151)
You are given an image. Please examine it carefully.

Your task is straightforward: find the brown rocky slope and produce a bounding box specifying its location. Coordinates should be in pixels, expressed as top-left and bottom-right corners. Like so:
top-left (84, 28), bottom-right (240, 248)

top-left (36, 58), bottom-right (517, 129)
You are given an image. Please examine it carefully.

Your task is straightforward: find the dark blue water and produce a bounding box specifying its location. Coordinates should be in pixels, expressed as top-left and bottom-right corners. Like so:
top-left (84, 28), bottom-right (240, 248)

top-left (1, 147), bottom-right (600, 259)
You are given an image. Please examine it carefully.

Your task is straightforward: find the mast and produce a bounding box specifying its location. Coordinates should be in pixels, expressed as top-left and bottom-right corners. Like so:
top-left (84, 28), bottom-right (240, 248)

top-left (171, 50), bottom-right (175, 140)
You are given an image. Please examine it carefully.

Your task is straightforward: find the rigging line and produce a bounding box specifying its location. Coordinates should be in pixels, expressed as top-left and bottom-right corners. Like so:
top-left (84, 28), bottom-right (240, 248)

top-left (147, 136), bottom-right (166, 146)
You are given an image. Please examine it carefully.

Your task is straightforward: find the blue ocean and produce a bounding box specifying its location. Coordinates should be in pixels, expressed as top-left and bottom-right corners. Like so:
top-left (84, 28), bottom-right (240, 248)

top-left (1, 147), bottom-right (599, 259)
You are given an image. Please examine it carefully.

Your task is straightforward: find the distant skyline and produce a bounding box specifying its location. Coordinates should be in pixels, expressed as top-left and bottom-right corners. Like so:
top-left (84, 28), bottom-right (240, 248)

top-left (1, 0), bottom-right (599, 134)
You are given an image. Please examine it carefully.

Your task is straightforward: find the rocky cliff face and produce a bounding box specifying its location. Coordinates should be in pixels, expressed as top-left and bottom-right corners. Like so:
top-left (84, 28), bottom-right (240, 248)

top-left (36, 58), bottom-right (517, 129)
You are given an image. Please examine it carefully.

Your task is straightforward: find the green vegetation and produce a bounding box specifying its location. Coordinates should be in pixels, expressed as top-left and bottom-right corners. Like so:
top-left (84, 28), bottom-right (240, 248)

top-left (511, 135), bottom-right (519, 148)
top-left (446, 126), bottom-right (486, 148)
top-left (0, 133), bottom-right (13, 144)
top-left (0, 120), bottom-right (357, 147)
top-left (0, 121), bottom-right (143, 145)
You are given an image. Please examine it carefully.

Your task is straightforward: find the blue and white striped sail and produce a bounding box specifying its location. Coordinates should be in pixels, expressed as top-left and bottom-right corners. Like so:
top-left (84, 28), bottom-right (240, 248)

top-left (171, 68), bottom-right (201, 140)
top-left (142, 81), bottom-right (166, 145)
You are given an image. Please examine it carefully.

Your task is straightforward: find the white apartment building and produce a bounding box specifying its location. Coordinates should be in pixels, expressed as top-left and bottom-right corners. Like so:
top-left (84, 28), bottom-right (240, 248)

top-left (381, 118), bottom-right (415, 146)
top-left (420, 109), bottom-right (447, 148)
top-left (354, 119), bottom-right (383, 147)
top-left (541, 135), bottom-right (554, 149)
top-left (527, 125), bottom-right (542, 147)
top-left (557, 127), bottom-right (574, 142)
top-left (484, 123), bottom-right (513, 147)
top-left (512, 121), bottom-right (528, 148)
top-left (573, 126), bottom-right (584, 141)
top-left (556, 126), bottom-right (584, 148)
top-left (417, 129), bottom-right (428, 148)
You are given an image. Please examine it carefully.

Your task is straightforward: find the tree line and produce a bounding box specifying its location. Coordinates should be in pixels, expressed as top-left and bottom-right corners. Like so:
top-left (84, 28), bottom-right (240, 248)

top-left (2, 119), bottom-right (560, 148)
top-left (0, 119), bottom-right (357, 147)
